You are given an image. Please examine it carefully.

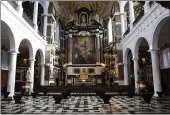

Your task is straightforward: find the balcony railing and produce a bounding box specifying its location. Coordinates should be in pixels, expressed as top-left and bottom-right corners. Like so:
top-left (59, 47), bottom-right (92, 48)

top-left (8, 1), bottom-right (18, 10)
top-left (122, 3), bottom-right (166, 45)
top-left (38, 30), bottom-right (44, 37)
top-left (149, 1), bottom-right (155, 8)
top-left (23, 12), bottom-right (34, 29)
top-left (123, 27), bottom-right (130, 38)
top-left (133, 10), bottom-right (144, 27)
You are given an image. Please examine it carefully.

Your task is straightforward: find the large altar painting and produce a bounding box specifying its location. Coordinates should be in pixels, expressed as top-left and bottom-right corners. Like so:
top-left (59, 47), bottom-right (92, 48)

top-left (73, 36), bottom-right (96, 64)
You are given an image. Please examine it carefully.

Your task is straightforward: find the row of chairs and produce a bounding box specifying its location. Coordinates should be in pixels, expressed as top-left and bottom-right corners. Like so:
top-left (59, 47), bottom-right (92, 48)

top-left (96, 90), bottom-right (165, 113)
top-left (2, 90), bottom-right (70, 113)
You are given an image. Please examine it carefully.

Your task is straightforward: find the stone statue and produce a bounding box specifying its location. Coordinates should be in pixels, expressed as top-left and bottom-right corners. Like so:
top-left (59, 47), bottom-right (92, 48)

top-left (81, 14), bottom-right (87, 26)
top-left (26, 68), bottom-right (31, 81)
top-left (24, 68), bottom-right (32, 94)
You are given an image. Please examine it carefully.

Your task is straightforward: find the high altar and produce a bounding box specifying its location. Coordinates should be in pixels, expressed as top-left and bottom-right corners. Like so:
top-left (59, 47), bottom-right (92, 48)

top-left (63, 7), bottom-right (104, 86)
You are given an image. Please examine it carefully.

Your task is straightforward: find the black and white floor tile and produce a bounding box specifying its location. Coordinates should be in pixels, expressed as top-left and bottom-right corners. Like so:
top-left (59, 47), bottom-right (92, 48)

top-left (1, 95), bottom-right (170, 114)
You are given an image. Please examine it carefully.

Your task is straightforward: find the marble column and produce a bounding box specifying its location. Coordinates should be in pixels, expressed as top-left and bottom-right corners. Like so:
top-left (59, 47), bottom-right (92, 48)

top-left (144, 1), bottom-right (150, 14)
top-left (33, 1), bottom-right (38, 31)
top-left (124, 12), bottom-right (128, 31)
top-left (7, 50), bottom-right (18, 97)
top-left (43, 16), bottom-right (47, 41)
top-left (133, 58), bottom-right (139, 89)
top-left (108, 17), bottom-right (113, 43)
top-left (51, 23), bottom-right (55, 43)
top-left (150, 49), bottom-right (162, 96)
top-left (40, 64), bottom-right (45, 85)
top-left (43, 2), bottom-right (48, 41)
top-left (68, 33), bottom-right (72, 64)
top-left (124, 62), bottom-right (129, 85)
top-left (96, 32), bottom-right (100, 63)
top-left (17, 1), bottom-right (23, 17)
top-left (29, 58), bottom-right (35, 93)
top-left (120, 6), bottom-right (125, 38)
top-left (129, 1), bottom-right (135, 29)
top-left (100, 34), bottom-right (103, 63)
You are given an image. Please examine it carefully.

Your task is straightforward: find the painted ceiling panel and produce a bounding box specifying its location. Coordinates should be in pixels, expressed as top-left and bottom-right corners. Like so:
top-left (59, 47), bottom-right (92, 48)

top-left (53, 1), bottom-right (118, 20)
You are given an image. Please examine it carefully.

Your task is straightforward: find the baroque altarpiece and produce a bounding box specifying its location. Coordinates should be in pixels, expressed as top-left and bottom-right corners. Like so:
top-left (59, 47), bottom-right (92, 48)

top-left (63, 7), bottom-right (105, 86)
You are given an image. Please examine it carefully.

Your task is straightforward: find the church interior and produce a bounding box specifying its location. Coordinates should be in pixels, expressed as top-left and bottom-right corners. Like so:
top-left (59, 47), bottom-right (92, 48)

top-left (1, 1), bottom-right (170, 114)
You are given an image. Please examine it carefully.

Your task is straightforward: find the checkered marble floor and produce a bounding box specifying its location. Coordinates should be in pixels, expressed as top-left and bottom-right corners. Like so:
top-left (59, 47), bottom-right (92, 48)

top-left (1, 95), bottom-right (170, 114)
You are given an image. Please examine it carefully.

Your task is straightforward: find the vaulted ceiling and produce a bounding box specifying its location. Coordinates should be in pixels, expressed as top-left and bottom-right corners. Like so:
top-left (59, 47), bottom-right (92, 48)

top-left (53, 1), bottom-right (119, 22)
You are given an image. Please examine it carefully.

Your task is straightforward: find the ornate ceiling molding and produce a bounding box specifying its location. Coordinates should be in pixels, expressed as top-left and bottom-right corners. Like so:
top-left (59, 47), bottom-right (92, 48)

top-left (53, 1), bottom-right (119, 22)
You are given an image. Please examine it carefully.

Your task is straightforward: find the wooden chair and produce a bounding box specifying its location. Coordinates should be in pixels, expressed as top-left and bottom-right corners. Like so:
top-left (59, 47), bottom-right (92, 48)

top-left (53, 95), bottom-right (63, 113)
top-left (11, 95), bottom-right (25, 113)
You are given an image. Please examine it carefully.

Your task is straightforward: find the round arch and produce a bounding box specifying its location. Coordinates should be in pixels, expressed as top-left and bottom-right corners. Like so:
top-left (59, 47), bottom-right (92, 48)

top-left (1, 20), bottom-right (16, 51)
top-left (17, 39), bottom-right (34, 59)
top-left (124, 48), bottom-right (135, 86)
top-left (1, 20), bottom-right (17, 95)
top-left (124, 48), bottom-right (133, 63)
top-left (33, 49), bottom-right (44, 91)
top-left (151, 16), bottom-right (170, 50)
top-left (34, 49), bottom-right (45, 64)
top-left (134, 37), bottom-right (150, 58)
top-left (15, 39), bottom-right (34, 92)
top-left (151, 15), bottom-right (170, 94)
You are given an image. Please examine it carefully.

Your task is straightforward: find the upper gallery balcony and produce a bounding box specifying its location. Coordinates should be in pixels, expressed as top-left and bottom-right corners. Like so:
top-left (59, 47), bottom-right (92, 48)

top-left (122, 1), bottom-right (156, 38)
top-left (6, 1), bottom-right (44, 38)
top-left (122, 1), bottom-right (167, 43)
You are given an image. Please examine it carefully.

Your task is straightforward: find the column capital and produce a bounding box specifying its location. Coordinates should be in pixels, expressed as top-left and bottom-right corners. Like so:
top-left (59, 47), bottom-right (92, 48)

top-left (123, 62), bottom-right (128, 65)
top-left (40, 64), bottom-right (45, 66)
top-left (96, 33), bottom-right (100, 38)
top-left (123, 62), bottom-right (132, 65)
top-left (9, 50), bottom-right (20, 54)
top-left (132, 57), bottom-right (139, 60)
top-left (99, 35), bottom-right (103, 39)
top-left (148, 49), bottom-right (159, 53)
top-left (29, 58), bottom-right (36, 61)
top-left (120, 13), bottom-right (125, 15)
top-left (68, 34), bottom-right (72, 38)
